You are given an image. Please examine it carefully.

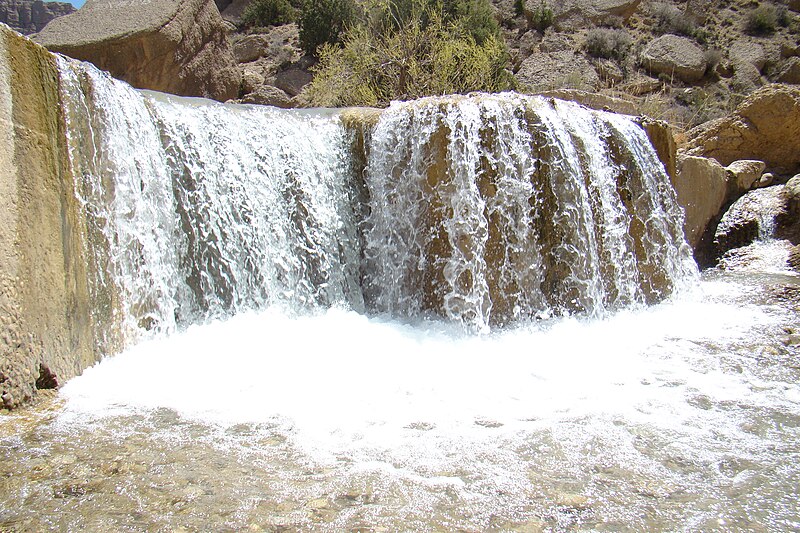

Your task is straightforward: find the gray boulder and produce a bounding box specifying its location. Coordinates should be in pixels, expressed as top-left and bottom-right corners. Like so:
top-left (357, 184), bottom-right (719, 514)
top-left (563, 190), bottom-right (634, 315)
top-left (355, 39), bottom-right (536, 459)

top-left (516, 50), bottom-right (600, 92)
top-left (776, 57), bottom-right (800, 85)
top-left (641, 34), bottom-right (707, 83)
top-left (34, 0), bottom-right (240, 102)
top-left (714, 185), bottom-right (784, 257)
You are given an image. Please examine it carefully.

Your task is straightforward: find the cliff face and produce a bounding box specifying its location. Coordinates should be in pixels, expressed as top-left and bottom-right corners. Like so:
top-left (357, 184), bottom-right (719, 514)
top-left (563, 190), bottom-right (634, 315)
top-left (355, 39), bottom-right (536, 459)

top-left (0, 0), bottom-right (75, 35)
top-left (0, 25), bottom-right (98, 409)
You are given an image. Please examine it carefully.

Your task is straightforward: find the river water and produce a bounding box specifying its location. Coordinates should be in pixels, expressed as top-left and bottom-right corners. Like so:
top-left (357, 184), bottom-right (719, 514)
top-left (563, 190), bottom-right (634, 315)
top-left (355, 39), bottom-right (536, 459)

top-left (1, 241), bottom-right (798, 532)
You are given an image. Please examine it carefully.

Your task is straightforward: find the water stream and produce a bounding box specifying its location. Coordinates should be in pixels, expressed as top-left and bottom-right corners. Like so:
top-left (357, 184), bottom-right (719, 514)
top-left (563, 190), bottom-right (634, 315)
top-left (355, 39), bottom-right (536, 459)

top-left (0, 58), bottom-right (798, 531)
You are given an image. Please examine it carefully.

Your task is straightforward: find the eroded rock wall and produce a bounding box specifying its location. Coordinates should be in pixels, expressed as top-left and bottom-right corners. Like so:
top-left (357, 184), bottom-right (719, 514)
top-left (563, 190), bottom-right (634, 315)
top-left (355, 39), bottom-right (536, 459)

top-left (0, 25), bottom-right (98, 409)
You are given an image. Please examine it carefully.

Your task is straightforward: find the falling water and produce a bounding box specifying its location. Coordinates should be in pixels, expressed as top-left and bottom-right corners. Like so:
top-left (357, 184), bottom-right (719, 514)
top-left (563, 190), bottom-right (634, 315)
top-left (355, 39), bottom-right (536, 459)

top-left (2, 57), bottom-right (798, 531)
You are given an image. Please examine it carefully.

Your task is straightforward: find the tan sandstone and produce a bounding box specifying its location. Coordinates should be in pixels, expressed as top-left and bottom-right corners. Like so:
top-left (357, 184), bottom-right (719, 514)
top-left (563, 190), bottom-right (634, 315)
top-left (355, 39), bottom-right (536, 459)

top-left (34, 0), bottom-right (240, 102)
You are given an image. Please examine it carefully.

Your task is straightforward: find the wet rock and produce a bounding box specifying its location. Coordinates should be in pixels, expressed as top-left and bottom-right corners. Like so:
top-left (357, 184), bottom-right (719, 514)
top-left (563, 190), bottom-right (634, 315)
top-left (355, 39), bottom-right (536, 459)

top-left (642, 34), bottom-right (707, 83)
top-left (35, 363), bottom-right (58, 389)
top-left (714, 185), bottom-right (784, 257)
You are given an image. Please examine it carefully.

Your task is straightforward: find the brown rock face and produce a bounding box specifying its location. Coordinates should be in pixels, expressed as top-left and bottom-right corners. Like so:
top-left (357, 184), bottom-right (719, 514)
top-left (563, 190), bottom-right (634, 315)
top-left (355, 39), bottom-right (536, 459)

top-left (673, 155), bottom-right (728, 249)
top-left (1, 27), bottom-right (99, 410)
top-left (684, 84), bottom-right (800, 175)
top-left (552, 0), bottom-right (642, 28)
top-left (516, 50), bottom-right (600, 92)
top-left (641, 34), bottom-right (707, 83)
top-left (0, 0), bottom-right (74, 35)
top-left (34, 0), bottom-right (240, 102)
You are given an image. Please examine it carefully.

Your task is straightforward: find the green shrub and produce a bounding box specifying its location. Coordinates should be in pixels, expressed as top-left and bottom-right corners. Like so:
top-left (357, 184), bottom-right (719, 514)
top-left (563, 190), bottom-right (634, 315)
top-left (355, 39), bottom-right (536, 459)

top-left (650, 2), bottom-right (698, 37)
top-left (525, 1), bottom-right (553, 33)
top-left (745, 4), bottom-right (778, 35)
top-left (306, 11), bottom-right (514, 107)
top-left (242, 0), bottom-right (297, 27)
top-left (444, 0), bottom-right (501, 45)
top-left (513, 0), bottom-right (525, 17)
top-left (299, 0), bottom-right (357, 55)
top-left (585, 28), bottom-right (631, 60)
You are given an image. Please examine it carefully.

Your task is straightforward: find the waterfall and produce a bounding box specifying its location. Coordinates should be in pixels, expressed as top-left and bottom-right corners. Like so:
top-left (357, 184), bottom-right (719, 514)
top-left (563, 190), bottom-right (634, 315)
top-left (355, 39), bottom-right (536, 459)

top-left (55, 58), bottom-right (696, 341)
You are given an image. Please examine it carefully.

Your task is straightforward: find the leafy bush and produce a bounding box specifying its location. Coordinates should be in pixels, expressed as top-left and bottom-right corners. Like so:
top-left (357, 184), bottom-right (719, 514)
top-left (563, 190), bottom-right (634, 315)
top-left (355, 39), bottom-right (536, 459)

top-left (585, 28), bottom-right (631, 60)
top-left (513, 0), bottom-right (525, 17)
top-left (242, 0), bottom-right (297, 27)
top-left (299, 0), bottom-right (357, 55)
top-left (305, 9), bottom-right (514, 107)
top-left (525, 1), bottom-right (553, 33)
top-left (745, 4), bottom-right (778, 35)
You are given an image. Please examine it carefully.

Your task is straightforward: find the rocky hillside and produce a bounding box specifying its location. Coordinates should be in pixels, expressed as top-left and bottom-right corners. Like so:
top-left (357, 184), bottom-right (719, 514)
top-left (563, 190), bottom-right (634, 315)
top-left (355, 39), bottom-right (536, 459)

top-left (0, 0), bottom-right (74, 34)
top-left (221, 0), bottom-right (799, 128)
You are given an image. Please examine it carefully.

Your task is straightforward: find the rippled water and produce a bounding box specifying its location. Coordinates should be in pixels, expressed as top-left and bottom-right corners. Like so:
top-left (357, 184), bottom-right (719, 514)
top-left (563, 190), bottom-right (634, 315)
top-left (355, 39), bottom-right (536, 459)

top-left (1, 241), bottom-right (798, 532)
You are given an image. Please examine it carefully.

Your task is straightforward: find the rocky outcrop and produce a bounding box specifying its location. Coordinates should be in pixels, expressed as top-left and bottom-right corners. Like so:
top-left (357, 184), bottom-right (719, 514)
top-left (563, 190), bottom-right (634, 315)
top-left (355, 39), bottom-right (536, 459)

top-left (725, 159), bottom-right (765, 194)
top-left (641, 34), bottom-right (707, 83)
top-left (673, 155), bottom-right (728, 249)
top-left (516, 49), bottom-right (600, 92)
top-left (0, 26), bottom-right (99, 409)
top-left (684, 84), bottom-right (800, 175)
top-left (0, 0), bottom-right (74, 35)
top-left (34, 0), bottom-right (240, 102)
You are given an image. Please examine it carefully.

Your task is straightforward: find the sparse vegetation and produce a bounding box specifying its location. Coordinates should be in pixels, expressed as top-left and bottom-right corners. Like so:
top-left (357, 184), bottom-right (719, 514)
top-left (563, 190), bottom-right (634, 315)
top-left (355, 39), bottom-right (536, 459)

top-left (525, 1), bottom-right (553, 33)
top-left (745, 4), bottom-right (778, 36)
top-left (513, 0), bottom-right (525, 18)
top-left (585, 28), bottom-right (632, 60)
top-left (651, 2), bottom-right (697, 37)
top-left (242, 0), bottom-right (298, 27)
top-left (305, 0), bottom-right (513, 106)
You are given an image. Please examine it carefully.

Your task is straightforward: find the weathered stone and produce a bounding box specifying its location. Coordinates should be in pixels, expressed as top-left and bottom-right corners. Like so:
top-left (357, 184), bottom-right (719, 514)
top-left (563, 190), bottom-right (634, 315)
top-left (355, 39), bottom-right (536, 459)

top-left (539, 31), bottom-right (574, 53)
top-left (517, 50), bottom-right (600, 92)
top-left (684, 84), bottom-right (800, 175)
top-left (754, 172), bottom-right (775, 189)
top-left (730, 40), bottom-right (767, 71)
top-left (594, 58), bottom-right (624, 83)
top-left (238, 84), bottom-right (293, 107)
top-left (731, 61), bottom-right (763, 94)
top-left (776, 57), bottom-right (800, 85)
top-left (274, 67), bottom-right (312, 97)
top-left (241, 67), bottom-right (265, 93)
top-left (725, 159), bottom-right (765, 194)
top-left (789, 244), bottom-right (800, 272)
top-left (34, 0), bottom-right (240, 102)
top-left (714, 185), bottom-right (784, 257)
top-left (0, 27), bottom-right (99, 410)
top-left (233, 33), bottom-right (270, 63)
top-left (642, 34), bottom-right (707, 83)
top-left (0, 0), bottom-right (74, 35)
top-left (551, 0), bottom-right (642, 28)
top-left (673, 155), bottom-right (728, 249)
top-left (641, 117), bottom-right (676, 180)
top-left (618, 74), bottom-right (661, 96)
top-left (220, 0), bottom-right (249, 26)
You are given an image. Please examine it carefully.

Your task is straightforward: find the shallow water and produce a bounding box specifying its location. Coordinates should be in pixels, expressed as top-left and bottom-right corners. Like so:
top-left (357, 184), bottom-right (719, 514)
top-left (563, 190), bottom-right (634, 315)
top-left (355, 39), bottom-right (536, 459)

top-left (1, 241), bottom-right (799, 532)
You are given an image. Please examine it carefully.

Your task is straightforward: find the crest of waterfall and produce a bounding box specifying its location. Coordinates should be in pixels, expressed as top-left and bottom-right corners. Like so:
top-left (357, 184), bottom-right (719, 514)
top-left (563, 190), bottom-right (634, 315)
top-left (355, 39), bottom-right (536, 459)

top-left (55, 58), bottom-right (696, 340)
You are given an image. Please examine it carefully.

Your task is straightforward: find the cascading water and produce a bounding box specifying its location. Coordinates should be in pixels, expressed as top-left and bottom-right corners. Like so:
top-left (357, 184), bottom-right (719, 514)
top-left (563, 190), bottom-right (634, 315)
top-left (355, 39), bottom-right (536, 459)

top-left (57, 58), bottom-right (696, 340)
top-left (2, 56), bottom-right (798, 532)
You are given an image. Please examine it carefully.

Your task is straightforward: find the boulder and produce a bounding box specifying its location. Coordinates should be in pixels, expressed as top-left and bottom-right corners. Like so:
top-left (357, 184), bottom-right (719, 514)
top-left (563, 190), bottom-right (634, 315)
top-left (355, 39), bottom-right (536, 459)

top-left (730, 61), bottom-right (763, 94)
top-left (220, 0), bottom-right (250, 26)
top-left (34, 0), bottom-right (241, 102)
top-left (714, 186), bottom-right (784, 257)
top-left (777, 175), bottom-right (800, 244)
top-left (238, 84), bottom-right (292, 107)
top-left (776, 57), bottom-right (800, 85)
top-left (551, 0), bottom-right (642, 29)
top-left (516, 50), bottom-right (600, 92)
top-left (274, 67), bottom-right (313, 97)
top-left (641, 34), bottom-right (707, 83)
top-left (725, 159), bottom-right (765, 194)
top-left (673, 155), bottom-right (728, 249)
top-left (233, 24), bottom-right (301, 74)
top-left (684, 84), bottom-right (800, 175)
top-left (729, 40), bottom-right (767, 71)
